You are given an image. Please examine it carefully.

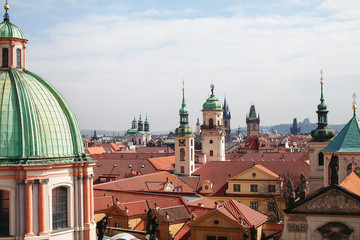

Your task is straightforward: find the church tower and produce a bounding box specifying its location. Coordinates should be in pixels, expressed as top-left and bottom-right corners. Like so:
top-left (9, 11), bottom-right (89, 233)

top-left (201, 84), bottom-right (226, 162)
top-left (309, 71), bottom-right (335, 192)
top-left (0, 4), bottom-right (95, 239)
top-left (223, 97), bottom-right (232, 142)
top-left (174, 85), bottom-right (195, 175)
top-left (196, 118), bottom-right (201, 136)
top-left (246, 104), bottom-right (260, 137)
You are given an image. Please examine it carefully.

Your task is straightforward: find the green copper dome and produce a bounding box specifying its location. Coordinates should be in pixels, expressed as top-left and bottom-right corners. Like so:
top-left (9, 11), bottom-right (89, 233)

top-left (0, 69), bottom-right (86, 165)
top-left (0, 20), bottom-right (25, 39)
top-left (203, 95), bottom-right (222, 111)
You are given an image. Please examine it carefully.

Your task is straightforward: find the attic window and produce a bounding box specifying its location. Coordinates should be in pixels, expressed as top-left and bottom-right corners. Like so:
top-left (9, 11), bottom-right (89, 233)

top-left (252, 173), bottom-right (256, 178)
top-left (213, 220), bottom-right (219, 225)
top-left (97, 164), bottom-right (102, 167)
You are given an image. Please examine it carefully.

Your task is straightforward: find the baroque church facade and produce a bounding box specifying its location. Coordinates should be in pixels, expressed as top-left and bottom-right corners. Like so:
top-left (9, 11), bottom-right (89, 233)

top-left (0, 5), bottom-right (95, 240)
top-left (125, 115), bottom-right (151, 147)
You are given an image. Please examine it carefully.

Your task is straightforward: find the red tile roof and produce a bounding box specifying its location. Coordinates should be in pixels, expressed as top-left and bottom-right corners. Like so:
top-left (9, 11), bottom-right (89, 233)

top-left (85, 146), bottom-right (106, 155)
top-left (148, 156), bottom-right (175, 171)
top-left (156, 205), bottom-right (191, 222)
top-left (94, 189), bottom-right (187, 209)
top-left (340, 172), bottom-right (360, 196)
top-left (255, 164), bottom-right (280, 178)
top-left (94, 171), bottom-right (195, 193)
top-left (116, 200), bottom-right (149, 216)
top-left (174, 222), bottom-right (191, 240)
top-left (94, 196), bottom-right (114, 212)
top-left (193, 152), bottom-right (309, 196)
top-left (179, 176), bottom-right (200, 191)
top-left (103, 152), bottom-right (174, 160)
top-left (221, 199), bottom-right (268, 228)
top-left (136, 146), bottom-right (174, 153)
top-left (93, 159), bottom-right (157, 184)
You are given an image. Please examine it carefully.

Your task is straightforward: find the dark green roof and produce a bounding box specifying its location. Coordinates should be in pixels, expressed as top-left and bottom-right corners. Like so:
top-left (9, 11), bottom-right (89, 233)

top-left (323, 114), bottom-right (360, 153)
top-left (202, 94), bottom-right (222, 111)
top-left (0, 69), bottom-right (86, 165)
top-left (0, 20), bottom-right (25, 39)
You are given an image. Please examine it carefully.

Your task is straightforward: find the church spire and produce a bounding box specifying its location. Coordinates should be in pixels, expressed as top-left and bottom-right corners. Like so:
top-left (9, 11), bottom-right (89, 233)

top-left (310, 70), bottom-right (335, 141)
top-left (175, 82), bottom-right (193, 136)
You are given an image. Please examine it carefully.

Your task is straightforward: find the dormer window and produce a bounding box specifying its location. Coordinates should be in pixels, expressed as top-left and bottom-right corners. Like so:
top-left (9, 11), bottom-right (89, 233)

top-left (16, 49), bottom-right (21, 68)
top-left (2, 48), bottom-right (8, 67)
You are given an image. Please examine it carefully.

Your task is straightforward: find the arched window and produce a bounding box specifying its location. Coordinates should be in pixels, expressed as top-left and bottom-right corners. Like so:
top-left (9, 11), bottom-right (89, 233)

top-left (0, 190), bottom-right (9, 236)
top-left (209, 118), bottom-right (214, 128)
top-left (180, 148), bottom-right (185, 161)
top-left (347, 163), bottom-right (353, 176)
top-left (52, 187), bottom-right (68, 230)
top-left (318, 152), bottom-right (324, 166)
top-left (2, 48), bottom-right (9, 67)
top-left (16, 49), bottom-right (21, 68)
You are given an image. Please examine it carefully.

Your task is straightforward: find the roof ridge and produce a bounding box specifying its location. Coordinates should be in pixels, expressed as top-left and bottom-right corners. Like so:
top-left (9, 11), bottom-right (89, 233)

top-left (226, 199), bottom-right (252, 227)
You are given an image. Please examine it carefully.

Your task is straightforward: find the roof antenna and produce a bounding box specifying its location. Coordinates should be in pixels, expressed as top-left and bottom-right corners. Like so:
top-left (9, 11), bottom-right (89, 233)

top-left (4, 0), bottom-right (9, 21)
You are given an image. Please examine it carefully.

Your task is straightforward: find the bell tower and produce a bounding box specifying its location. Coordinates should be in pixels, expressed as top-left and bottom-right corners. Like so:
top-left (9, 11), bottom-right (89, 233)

top-left (201, 84), bottom-right (226, 162)
top-left (174, 83), bottom-right (195, 175)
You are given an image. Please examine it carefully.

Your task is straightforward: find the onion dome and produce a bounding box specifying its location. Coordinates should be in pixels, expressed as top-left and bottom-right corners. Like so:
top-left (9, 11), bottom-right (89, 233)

top-left (0, 4), bottom-right (24, 39)
top-left (310, 71), bottom-right (335, 142)
top-left (175, 85), bottom-right (193, 137)
top-left (202, 84), bottom-right (222, 111)
top-left (0, 69), bottom-right (86, 164)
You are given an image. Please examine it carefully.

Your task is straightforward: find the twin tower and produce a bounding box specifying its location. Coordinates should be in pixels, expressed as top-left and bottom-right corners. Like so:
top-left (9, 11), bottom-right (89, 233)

top-left (175, 84), bottom-right (226, 176)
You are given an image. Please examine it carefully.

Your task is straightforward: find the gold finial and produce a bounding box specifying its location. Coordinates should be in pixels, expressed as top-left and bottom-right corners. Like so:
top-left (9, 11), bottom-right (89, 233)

top-left (353, 93), bottom-right (357, 111)
top-left (182, 80), bottom-right (184, 92)
top-left (4, 0), bottom-right (9, 10)
top-left (320, 69), bottom-right (323, 85)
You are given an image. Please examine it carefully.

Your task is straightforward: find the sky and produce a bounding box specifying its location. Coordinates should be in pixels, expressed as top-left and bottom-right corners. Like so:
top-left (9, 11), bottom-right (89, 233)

top-left (7, 0), bottom-right (360, 132)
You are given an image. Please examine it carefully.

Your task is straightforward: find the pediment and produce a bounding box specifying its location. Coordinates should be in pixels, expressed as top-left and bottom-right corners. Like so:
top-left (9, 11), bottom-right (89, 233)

top-left (290, 188), bottom-right (360, 214)
top-left (189, 210), bottom-right (242, 229)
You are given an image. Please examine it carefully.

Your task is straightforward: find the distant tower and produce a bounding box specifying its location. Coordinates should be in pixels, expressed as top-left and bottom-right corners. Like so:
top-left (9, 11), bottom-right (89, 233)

top-left (290, 118), bottom-right (301, 135)
top-left (138, 115), bottom-right (144, 132)
top-left (309, 71), bottom-right (335, 192)
top-left (246, 104), bottom-right (260, 138)
top-left (175, 84), bottom-right (195, 175)
top-left (196, 118), bottom-right (201, 136)
top-left (201, 84), bottom-right (226, 162)
top-left (223, 97), bottom-right (232, 142)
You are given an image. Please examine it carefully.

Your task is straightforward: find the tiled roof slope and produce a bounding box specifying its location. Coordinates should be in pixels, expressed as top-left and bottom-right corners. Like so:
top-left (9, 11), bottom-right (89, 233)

top-left (117, 200), bottom-right (149, 216)
top-left (94, 171), bottom-right (195, 193)
top-left (148, 156), bottom-right (175, 171)
top-left (221, 199), bottom-right (268, 228)
top-left (85, 146), bottom-right (106, 155)
top-left (340, 172), bottom-right (360, 196)
top-left (93, 159), bottom-right (156, 183)
top-left (136, 146), bottom-right (174, 153)
top-left (94, 196), bottom-right (114, 212)
top-left (157, 205), bottom-right (191, 222)
top-left (193, 153), bottom-right (309, 195)
top-left (323, 115), bottom-right (360, 152)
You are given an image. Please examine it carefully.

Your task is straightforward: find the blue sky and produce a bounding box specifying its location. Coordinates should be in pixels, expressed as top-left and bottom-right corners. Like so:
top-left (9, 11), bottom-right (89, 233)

top-left (6, 0), bottom-right (360, 131)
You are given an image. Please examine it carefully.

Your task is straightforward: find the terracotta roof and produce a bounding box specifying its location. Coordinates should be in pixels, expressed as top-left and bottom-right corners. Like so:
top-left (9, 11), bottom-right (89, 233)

top-left (174, 221), bottom-right (191, 240)
top-left (85, 146), bottom-right (106, 155)
top-left (91, 143), bottom-right (121, 153)
top-left (179, 176), bottom-right (200, 191)
top-left (94, 196), bottom-right (114, 212)
top-left (93, 158), bottom-right (157, 184)
top-left (193, 152), bottom-right (309, 196)
top-left (103, 152), bottom-right (174, 159)
top-left (156, 205), bottom-right (191, 222)
top-left (221, 199), bottom-right (268, 228)
top-left (340, 172), bottom-right (360, 196)
top-left (133, 220), bottom-right (145, 231)
top-left (136, 146), bottom-right (174, 153)
top-left (244, 136), bottom-right (259, 150)
top-left (263, 223), bottom-right (284, 231)
top-left (94, 171), bottom-right (195, 193)
top-left (117, 200), bottom-right (149, 216)
top-left (148, 156), bottom-right (175, 171)
top-left (94, 189), bottom-right (187, 209)
top-left (255, 164), bottom-right (280, 178)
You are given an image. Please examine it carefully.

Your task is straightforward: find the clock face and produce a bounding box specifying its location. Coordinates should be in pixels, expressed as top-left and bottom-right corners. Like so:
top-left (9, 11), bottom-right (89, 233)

top-left (179, 139), bottom-right (186, 146)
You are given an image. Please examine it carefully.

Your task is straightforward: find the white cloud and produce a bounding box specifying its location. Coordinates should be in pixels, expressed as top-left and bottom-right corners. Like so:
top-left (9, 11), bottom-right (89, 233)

top-left (22, 2), bottom-right (360, 131)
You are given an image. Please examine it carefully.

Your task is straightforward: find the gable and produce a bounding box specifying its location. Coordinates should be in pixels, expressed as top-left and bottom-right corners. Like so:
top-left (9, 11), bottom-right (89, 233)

top-left (105, 205), bottom-right (127, 217)
top-left (190, 210), bottom-right (242, 229)
top-left (288, 187), bottom-right (360, 215)
top-left (230, 165), bottom-right (278, 181)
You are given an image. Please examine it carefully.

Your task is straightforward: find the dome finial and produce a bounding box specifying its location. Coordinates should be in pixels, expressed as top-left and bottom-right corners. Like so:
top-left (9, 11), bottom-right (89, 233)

top-left (320, 70), bottom-right (324, 104)
top-left (210, 84), bottom-right (214, 96)
top-left (353, 93), bottom-right (357, 117)
top-left (3, 0), bottom-right (9, 21)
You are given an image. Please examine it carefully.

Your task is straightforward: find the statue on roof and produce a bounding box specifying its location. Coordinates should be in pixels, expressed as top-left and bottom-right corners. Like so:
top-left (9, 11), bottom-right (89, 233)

top-left (146, 209), bottom-right (160, 240)
top-left (96, 215), bottom-right (109, 240)
top-left (329, 153), bottom-right (339, 185)
top-left (300, 173), bottom-right (307, 200)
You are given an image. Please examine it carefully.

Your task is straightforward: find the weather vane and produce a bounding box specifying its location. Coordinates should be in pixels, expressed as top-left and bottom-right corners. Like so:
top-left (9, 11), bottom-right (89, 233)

top-left (353, 93), bottom-right (357, 111)
top-left (210, 83), bottom-right (214, 95)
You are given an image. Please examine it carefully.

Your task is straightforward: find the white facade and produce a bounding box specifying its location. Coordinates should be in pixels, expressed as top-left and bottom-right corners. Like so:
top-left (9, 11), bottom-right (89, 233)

top-left (174, 136), bottom-right (195, 175)
top-left (201, 110), bottom-right (226, 162)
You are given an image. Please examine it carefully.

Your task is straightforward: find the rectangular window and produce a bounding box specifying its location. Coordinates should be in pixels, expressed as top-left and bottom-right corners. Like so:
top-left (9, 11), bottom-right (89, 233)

top-left (250, 202), bottom-right (258, 211)
top-left (268, 185), bottom-right (276, 193)
top-left (233, 184), bottom-right (241, 192)
top-left (250, 184), bottom-right (258, 192)
top-left (268, 202), bottom-right (276, 212)
top-left (52, 187), bottom-right (68, 230)
top-left (0, 190), bottom-right (10, 236)
top-left (16, 49), bottom-right (21, 68)
top-left (181, 166), bottom-right (184, 173)
top-left (210, 150), bottom-right (213, 156)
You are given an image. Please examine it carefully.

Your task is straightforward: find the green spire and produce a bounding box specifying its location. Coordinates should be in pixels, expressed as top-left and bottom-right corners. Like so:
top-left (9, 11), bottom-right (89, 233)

top-left (175, 83), bottom-right (193, 136)
top-left (310, 70), bottom-right (335, 142)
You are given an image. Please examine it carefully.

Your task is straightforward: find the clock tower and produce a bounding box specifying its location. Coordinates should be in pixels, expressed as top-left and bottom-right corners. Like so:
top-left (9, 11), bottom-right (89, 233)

top-left (174, 85), bottom-right (195, 175)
